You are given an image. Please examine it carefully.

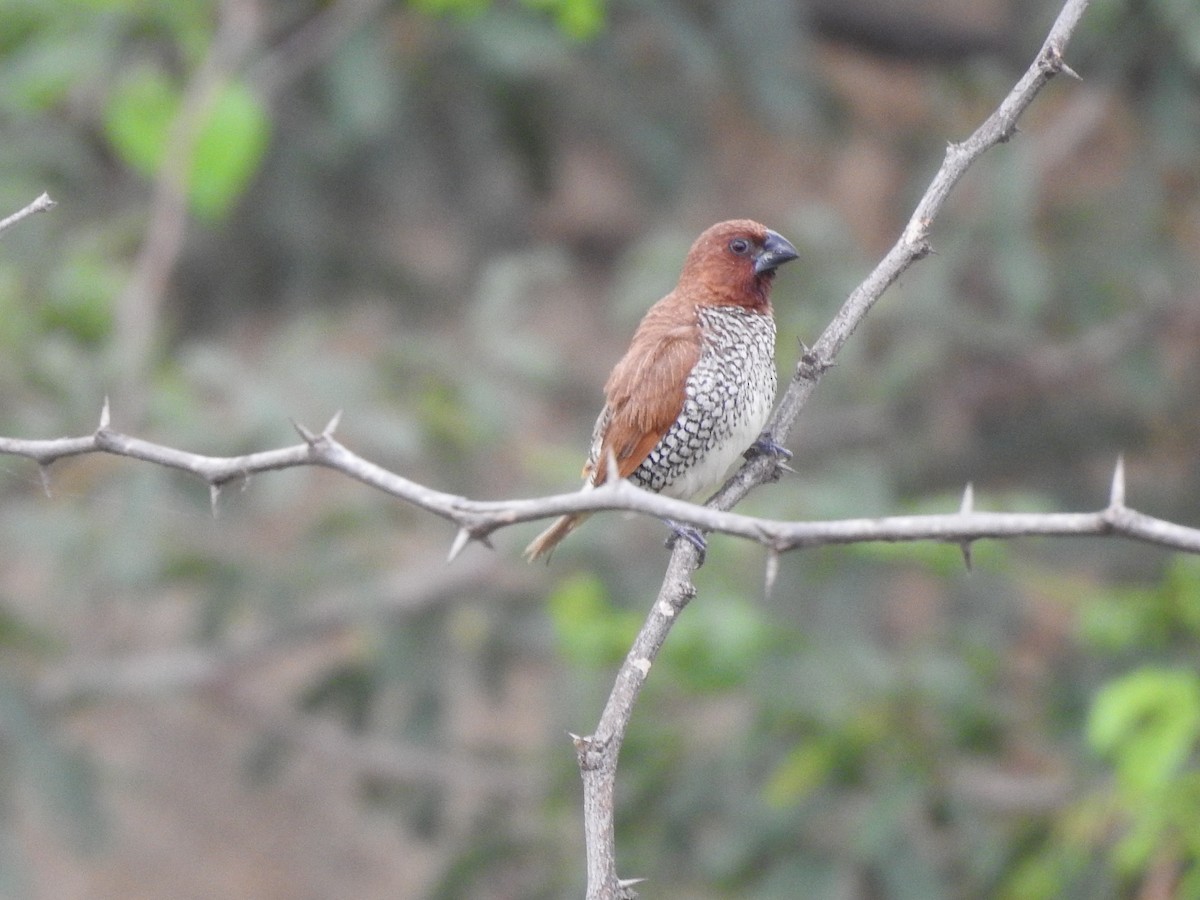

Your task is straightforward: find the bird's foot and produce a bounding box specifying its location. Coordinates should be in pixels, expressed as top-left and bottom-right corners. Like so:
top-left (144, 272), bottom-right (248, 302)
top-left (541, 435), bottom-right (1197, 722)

top-left (747, 432), bottom-right (792, 460)
top-left (665, 520), bottom-right (707, 566)
top-left (746, 432), bottom-right (795, 477)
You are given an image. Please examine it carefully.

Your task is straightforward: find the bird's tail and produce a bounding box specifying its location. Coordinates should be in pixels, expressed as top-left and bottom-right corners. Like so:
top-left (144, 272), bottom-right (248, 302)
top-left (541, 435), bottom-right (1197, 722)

top-left (524, 513), bottom-right (591, 563)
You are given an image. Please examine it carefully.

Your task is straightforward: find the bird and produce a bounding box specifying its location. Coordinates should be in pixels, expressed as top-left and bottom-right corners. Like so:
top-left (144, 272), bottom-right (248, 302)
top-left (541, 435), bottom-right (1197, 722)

top-left (524, 219), bottom-right (798, 563)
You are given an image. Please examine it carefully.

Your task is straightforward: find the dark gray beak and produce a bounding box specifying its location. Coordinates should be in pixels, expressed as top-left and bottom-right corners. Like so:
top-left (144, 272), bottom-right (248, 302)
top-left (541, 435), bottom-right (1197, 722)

top-left (754, 230), bottom-right (799, 275)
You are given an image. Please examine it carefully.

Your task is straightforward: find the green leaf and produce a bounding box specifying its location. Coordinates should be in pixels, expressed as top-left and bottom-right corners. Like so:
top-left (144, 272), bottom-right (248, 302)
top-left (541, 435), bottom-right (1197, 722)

top-left (103, 65), bottom-right (175, 176)
top-left (1088, 668), bottom-right (1200, 794)
top-left (103, 68), bottom-right (269, 220)
top-left (188, 80), bottom-right (270, 220)
top-left (529, 0), bottom-right (606, 39)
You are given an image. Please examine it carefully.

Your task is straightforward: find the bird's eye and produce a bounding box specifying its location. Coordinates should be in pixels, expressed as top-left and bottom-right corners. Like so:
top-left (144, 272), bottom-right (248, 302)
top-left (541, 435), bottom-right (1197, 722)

top-left (728, 238), bottom-right (751, 256)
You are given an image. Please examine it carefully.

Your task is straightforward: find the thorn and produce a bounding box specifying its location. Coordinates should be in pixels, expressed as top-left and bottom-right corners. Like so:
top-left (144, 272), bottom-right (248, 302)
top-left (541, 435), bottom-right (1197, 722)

top-left (209, 483), bottom-right (221, 518)
top-left (618, 876), bottom-right (647, 897)
top-left (1041, 43), bottom-right (1081, 81)
top-left (38, 464), bottom-right (52, 498)
top-left (291, 419), bottom-right (318, 445)
top-left (323, 410), bottom-right (342, 437)
top-left (99, 397), bottom-right (111, 430)
top-left (958, 483), bottom-right (975, 572)
top-left (447, 527), bottom-right (472, 563)
top-left (764, 548), bottom-right (780, 598)
top-left (1109, 454), bottom-right (1126, 509)
top-left (960, 541), bottom-right (974, 573)
top-left (445, 524), bottom-right (492, 561)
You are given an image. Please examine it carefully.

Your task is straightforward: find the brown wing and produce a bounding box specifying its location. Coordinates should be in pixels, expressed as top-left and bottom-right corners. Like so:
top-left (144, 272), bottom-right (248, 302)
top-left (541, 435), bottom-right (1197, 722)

top-left (586, 304), bottom-right (701, 487)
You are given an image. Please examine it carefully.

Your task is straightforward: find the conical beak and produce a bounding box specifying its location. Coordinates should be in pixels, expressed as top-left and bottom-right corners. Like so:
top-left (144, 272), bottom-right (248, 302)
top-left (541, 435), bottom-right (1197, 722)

top-left (754, 230), bottom-right (799, 275)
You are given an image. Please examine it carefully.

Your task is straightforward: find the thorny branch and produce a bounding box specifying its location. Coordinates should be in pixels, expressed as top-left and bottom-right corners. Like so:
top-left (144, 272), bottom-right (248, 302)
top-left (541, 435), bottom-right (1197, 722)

top-left (4, 406), bottom-right (1197, 563)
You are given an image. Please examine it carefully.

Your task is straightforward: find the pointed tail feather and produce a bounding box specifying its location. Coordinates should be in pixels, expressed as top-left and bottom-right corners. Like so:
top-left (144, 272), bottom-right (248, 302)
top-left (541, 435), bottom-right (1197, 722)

top-left (524, 513), bottom-right (591, 563)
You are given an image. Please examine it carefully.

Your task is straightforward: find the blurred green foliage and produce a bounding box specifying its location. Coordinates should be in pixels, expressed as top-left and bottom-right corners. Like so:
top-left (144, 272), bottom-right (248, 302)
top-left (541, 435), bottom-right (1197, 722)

top-left (549, 572), bottom-right (641, 666)
top-left (104, 70), bottom-right (270, 220)
top-left (2, 0), bottom-right (1200, 897)
top-left (412, 0), bottom-right (606, 39)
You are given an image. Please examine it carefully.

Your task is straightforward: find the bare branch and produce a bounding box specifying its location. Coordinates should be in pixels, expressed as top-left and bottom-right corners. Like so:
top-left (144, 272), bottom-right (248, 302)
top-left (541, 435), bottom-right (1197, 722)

top-left (7, 416), bottom-right (1198, 555)
top-left (0, 192), bottom-right (56, 236)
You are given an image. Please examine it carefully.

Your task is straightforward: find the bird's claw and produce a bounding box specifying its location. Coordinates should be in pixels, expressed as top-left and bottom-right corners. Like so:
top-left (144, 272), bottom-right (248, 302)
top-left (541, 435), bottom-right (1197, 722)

top-left (665, 520), bottom-right (707, 566)
top-left (747, 433), bottom-right (792, 461)
top-left (745, 433), bottom-right (795, 481)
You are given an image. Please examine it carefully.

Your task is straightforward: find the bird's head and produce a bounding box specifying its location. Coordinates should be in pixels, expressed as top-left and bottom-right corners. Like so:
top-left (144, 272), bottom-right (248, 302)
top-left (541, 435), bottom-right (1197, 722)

top-left (677, 219), bottom-right (799, 312)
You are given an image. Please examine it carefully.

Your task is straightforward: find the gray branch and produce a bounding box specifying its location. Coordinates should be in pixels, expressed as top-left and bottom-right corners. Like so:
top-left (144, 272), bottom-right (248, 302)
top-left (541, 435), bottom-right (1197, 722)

top-left (0, 192), bottom-right (55, 236)
top-left (4, 406), bottom-right (1193, 560)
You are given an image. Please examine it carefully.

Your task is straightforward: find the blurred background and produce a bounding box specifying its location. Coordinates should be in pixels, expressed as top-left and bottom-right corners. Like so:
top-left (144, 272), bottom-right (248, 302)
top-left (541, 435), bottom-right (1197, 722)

top-left (2, 0), bottom-right (1200, 897)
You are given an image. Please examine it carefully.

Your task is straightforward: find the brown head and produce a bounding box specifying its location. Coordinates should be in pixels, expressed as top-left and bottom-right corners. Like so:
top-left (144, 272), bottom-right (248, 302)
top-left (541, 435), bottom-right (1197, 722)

top-left (675, 219), bottom-right (799, 313)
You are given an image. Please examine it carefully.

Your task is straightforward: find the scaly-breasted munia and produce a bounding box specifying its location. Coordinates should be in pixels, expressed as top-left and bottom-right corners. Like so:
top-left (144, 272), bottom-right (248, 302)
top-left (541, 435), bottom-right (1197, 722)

top-left (525, 219), bottom-right (798, 562)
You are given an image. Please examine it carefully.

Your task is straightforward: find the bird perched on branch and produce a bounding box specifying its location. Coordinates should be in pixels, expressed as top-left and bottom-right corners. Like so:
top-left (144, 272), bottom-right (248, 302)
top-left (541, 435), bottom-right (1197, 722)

top-left (525, 219), bottom-right (798, 563)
